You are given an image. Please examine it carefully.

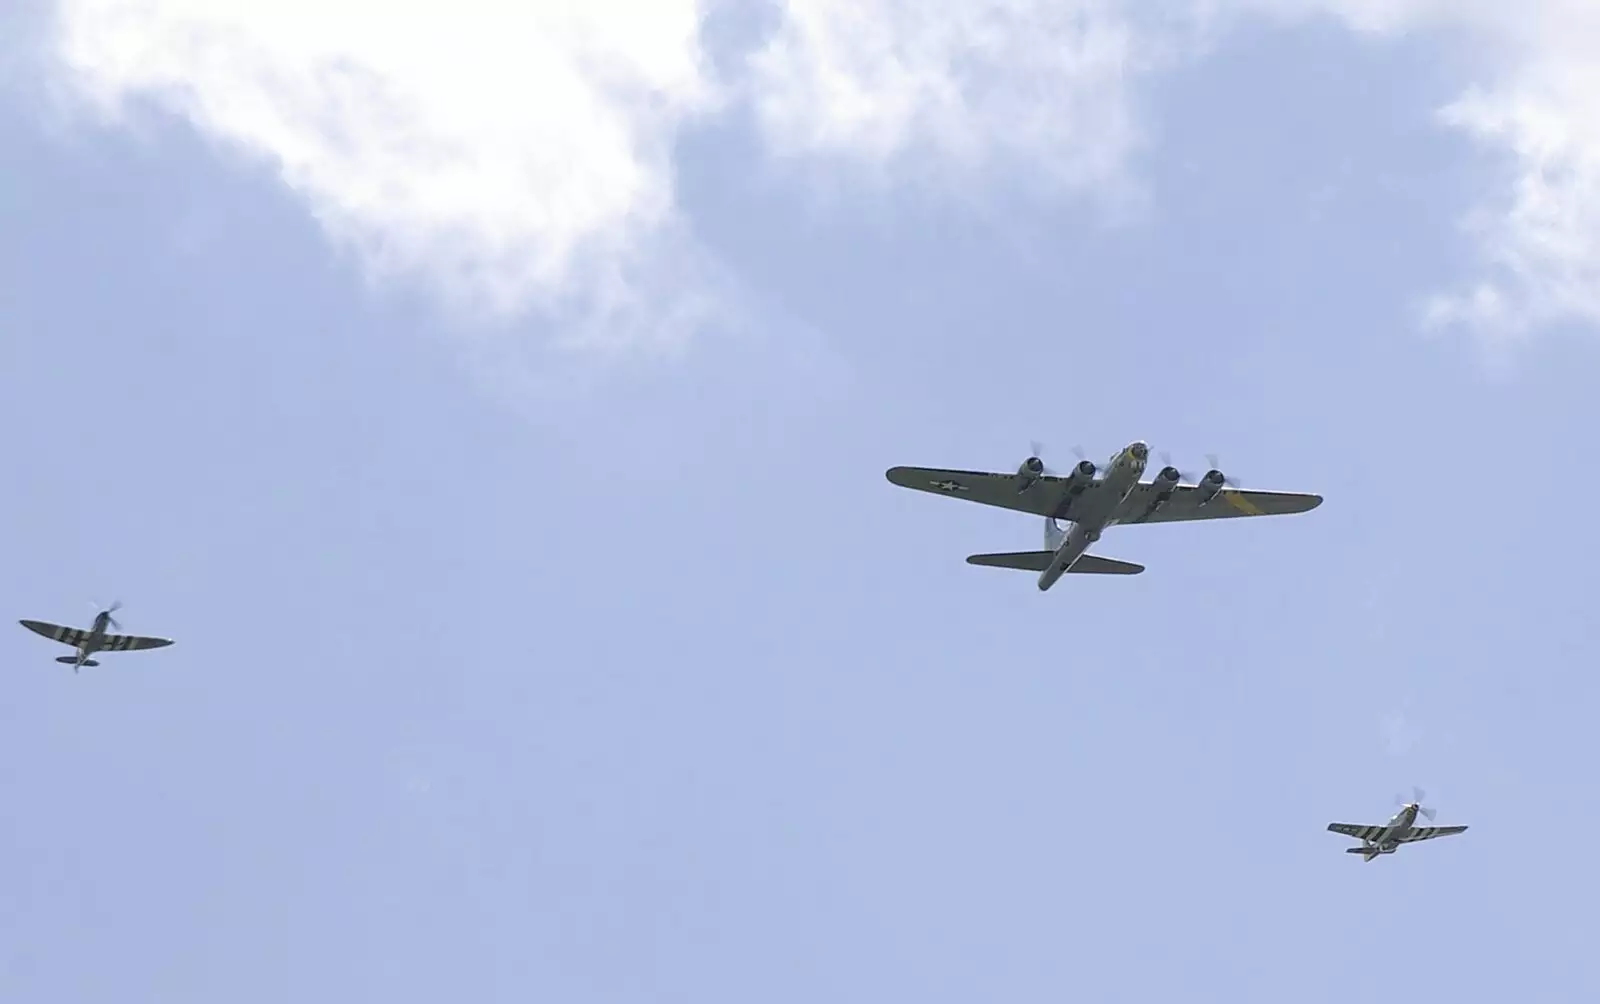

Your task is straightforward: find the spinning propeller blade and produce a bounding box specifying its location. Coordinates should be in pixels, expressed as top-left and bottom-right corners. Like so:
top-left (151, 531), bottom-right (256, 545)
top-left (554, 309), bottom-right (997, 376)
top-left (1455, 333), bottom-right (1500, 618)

top-left (1154, 451), bottom-right (1243, 488)
top-left (1396, 786), bottom-right (1437, 821)
top-left (1205, 454), bottom-right (1242, 489)
top-left (90, 598), bottom-right (123, 631)
top-left (1029, 441), bottom-right (1058, 477)
top-left (1158, 451), bottom-right (1197, 483)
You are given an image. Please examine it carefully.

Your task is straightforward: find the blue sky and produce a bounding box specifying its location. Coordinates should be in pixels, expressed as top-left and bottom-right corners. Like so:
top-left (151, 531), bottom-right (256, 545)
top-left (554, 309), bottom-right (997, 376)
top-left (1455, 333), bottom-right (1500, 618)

top-left (4, 2), bottom-right (1600, 1001)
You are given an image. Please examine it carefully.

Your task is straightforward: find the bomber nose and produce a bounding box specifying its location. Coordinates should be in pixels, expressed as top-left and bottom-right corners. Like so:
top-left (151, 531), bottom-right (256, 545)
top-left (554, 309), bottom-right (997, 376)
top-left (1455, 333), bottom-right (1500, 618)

top-left (1130, 441), bottom-right (1148, 459)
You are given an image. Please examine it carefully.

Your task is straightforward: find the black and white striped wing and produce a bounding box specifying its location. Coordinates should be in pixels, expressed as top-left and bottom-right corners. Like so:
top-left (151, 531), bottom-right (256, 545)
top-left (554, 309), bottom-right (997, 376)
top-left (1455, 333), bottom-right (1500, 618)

top-left (1327, 823), bottom-right (1387, 841)
top-left (1399, 825), bottom-right (1468, 843)
top-left (19, 619), bottom-right (87, 647)
top-left (99, 633), bottom-right (174, 652)
top-left (17, 621), bottom-right (173, 652)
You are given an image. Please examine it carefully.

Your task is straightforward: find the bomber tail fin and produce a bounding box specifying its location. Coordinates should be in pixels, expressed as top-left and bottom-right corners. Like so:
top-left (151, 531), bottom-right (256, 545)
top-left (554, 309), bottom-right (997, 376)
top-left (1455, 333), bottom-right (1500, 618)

top-left (966, 551), bottom-right (1144, 575)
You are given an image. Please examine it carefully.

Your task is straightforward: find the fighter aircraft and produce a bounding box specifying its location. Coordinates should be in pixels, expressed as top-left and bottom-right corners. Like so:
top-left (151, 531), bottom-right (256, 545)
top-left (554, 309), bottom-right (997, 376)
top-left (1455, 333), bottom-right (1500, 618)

top-left (18, 602), bottom-right (173, 672)
top-left (884, 440), bottom-right (1322, 591)
top-left (1327, 789), bottom-right (1468, 862)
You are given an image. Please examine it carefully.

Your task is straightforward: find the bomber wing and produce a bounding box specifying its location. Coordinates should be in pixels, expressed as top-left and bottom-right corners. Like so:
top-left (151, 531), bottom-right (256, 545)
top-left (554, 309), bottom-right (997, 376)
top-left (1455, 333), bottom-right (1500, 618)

top-left (1398, 825), bottom-right (1468, 842)
top-left (1113, 484), bottom-right (1323, 525)
top-left (884, 466), bottom-right (1105, 520)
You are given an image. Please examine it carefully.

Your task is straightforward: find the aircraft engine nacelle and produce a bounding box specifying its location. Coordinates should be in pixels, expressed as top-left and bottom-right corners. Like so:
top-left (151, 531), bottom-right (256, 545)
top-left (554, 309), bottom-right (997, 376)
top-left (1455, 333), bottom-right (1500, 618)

top-left (1153, 466), bottom-right (1182, 489)
top-left (1016, 457), bottom-right (1096, 493)
top-left (1057, 459), bottom-right (1097, 494)
top-left (1192, 469), bottom-right (1227, 506)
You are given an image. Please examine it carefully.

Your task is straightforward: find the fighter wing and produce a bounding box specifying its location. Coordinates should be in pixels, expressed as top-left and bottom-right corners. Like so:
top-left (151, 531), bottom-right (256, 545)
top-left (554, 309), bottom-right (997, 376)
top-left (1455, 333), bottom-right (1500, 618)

top-left (1327, 823), bottom-right (1388, 841)
top-left (19, 619), bottom-right (87, 647)
top-left (1398, 825), bottom-right (1468, 843)
top-left (99, 633), bottom-right (174, 652)
top-left (1113, 484), bottom-right (1323, 525)
top-left (17, 621), bottom-right (172, 652)
top-left (884, 466), bottom-right (1109, 520)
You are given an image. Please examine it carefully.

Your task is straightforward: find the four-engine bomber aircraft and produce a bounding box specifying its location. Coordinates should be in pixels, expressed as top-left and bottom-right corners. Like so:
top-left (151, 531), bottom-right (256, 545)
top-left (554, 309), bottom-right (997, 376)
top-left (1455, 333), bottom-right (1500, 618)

top-left (885, 440), bottom-right (1323, 591)
top-left (1327, 790), bottom-right (1468, 861)
top-left (18, 603), bottom-right (174, 672)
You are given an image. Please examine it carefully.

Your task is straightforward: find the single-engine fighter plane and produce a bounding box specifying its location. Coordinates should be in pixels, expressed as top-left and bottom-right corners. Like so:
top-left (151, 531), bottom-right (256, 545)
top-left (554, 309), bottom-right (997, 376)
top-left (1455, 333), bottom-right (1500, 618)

top-left (885, 440), bottom-right (1322, 590)
top-left (19, 602), bottom-right (173, 672)
top-left (1327, 789), bottom-right (1468, 862)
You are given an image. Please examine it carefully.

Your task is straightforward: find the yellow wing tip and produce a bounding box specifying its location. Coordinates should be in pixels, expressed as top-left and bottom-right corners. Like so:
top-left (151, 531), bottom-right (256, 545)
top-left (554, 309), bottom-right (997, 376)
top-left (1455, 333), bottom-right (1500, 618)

top-left (1221, 489), bottom-right (1324, 516)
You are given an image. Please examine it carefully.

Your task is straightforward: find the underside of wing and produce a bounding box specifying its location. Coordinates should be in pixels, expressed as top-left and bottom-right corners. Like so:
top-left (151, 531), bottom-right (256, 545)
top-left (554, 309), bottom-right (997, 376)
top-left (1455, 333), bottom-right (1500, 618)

top-left (1400, 825), bottom-right (1468, 842)
top-left (885, 466), bottom-right (1098, 519)
top-left (101, 633), bottom-right (175, 652)
top-left (1327, 823), bottom-right (1385, 841)
top-left (19, 620), bottom-right (85, 647)
top-left (965, 551), bottom-right (1144, 575)
top-left (1115, 484), bottom-right (1323, 525)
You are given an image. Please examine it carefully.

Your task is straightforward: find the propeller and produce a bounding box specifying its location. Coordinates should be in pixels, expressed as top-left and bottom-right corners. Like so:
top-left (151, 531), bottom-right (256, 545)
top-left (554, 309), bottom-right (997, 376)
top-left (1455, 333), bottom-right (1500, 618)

top-left (1029, 440), bottom-right (1058, 477)
top-left (1018, 441), bottom-right (1098, 494)
top-left (1158, 451), bottom-right (1198, 483)
top-left (90, 599), bottom-right (123, 631)
top-left (1063, 443), bottom-right (1100, 475)
top-left (1204, 453), bottom-right (1242, 489)
top-left (1027, 442), bottom-right (1098, 474)
top-left (1396, 786), bottom-right (1437, 821)
top-left (1162, 453), bottom-right (1244, 489)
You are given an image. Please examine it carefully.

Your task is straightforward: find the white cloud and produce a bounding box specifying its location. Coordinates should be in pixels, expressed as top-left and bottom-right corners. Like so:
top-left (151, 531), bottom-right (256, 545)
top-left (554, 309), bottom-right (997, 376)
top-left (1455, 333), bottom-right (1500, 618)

top-left (35, 0), bottom-right (1600, 349)
top-left (746, 0), bottom-right (1171, 201)
top-left (1225, 0), bottom-right (1600, 339)
top-left (750, 0), bottom-right (1600, 341)
top-left (1425, 31), bottom-right (1600, 339)
top-left (42, 0), bottom-right (1193, 350)
top-left (49, 0), bottom-right (722, 343)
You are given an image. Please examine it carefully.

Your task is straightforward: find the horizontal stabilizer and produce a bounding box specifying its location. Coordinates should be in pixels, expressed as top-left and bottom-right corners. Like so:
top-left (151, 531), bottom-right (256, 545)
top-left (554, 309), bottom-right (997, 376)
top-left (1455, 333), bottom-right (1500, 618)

top-left (965, 551), bottom-right (1145, 575)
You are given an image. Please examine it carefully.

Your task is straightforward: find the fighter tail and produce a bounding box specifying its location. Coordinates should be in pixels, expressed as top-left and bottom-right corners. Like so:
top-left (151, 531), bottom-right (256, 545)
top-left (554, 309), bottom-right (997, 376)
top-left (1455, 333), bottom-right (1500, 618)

top-left (1345, 847), bottom-right (1380, 862)
top-left (965, 551), bottom-right (1144, 575)
top-left (55, 655), bottom-right (99, 668)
